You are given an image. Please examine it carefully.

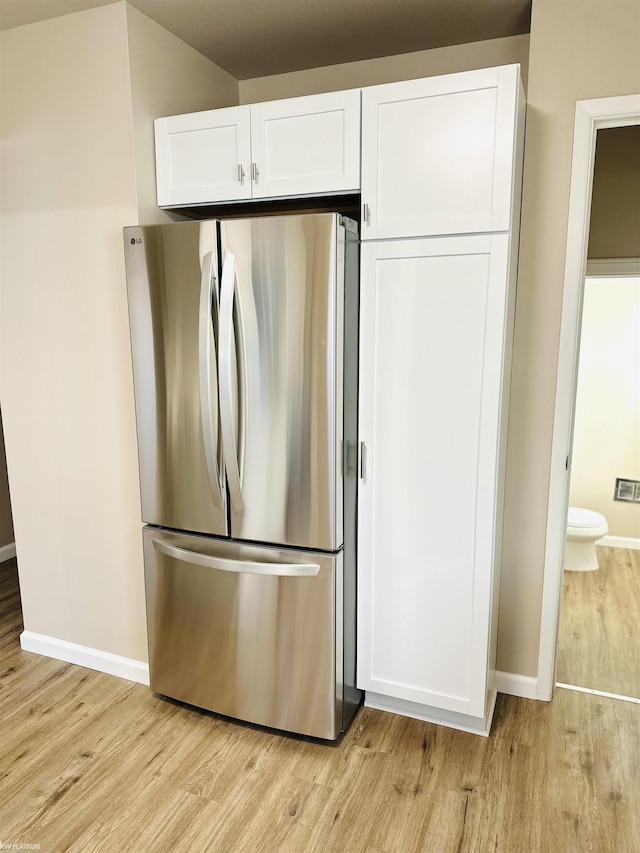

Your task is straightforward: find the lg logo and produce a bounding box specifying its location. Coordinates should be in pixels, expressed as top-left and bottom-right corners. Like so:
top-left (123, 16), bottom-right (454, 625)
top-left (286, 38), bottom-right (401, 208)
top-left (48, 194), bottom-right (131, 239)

top-left (130, 237), bottom-right (143, 245)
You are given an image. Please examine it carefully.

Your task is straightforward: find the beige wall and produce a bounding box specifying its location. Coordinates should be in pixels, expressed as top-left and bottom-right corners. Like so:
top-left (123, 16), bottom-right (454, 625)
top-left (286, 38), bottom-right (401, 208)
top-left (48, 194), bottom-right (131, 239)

top-left (588, 125), bottom-right (640, 259)
top-left (0, 1), bottom-right (238, 663)
top-left (125, 5), bottom-right (238, 225)
top-left (497, 0), bottom-right (640, 677)
top-left (569, 276), bottom-right (640, 539)
top-left (0, 413), bottom-right (14, 549)
top-left (239, 34), bottom-right (530, 102)
top-left (0, 2), bottom-right (146, 659)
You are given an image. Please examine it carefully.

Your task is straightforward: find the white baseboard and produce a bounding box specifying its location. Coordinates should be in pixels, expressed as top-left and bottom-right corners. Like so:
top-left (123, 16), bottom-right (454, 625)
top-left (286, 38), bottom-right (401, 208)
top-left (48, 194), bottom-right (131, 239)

top-left (494, 671), bottom-right (539, 700)
top-left (600, 535), bottom-right (640, 551)
top-left (0, 542), bottom-right (16, 562)
top-left (20, 631), bottom-right (150, 686)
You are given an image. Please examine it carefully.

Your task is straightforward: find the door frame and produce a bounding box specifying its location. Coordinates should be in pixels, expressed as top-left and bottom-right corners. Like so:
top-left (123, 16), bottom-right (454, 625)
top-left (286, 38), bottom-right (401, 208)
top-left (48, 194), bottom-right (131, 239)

top-left (537, 93), bottom-right (640, 701)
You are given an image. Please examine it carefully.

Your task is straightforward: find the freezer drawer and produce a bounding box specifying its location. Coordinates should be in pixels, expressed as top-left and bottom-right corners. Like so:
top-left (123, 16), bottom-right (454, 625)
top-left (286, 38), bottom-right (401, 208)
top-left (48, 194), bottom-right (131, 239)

top-left (143, 527), bottom-right (351, 740)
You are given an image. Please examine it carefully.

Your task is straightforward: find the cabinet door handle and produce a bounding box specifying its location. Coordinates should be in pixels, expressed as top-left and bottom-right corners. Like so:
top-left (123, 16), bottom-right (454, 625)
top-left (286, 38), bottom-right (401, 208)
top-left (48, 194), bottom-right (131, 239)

top-left (360, 441), bottom-right (367, 482)
top-left (251, 162), bottom-right (259, 182)
top-left (237, 164), bottom-right (245, 184)
top-left (363, 203), bottom-right (370, 223)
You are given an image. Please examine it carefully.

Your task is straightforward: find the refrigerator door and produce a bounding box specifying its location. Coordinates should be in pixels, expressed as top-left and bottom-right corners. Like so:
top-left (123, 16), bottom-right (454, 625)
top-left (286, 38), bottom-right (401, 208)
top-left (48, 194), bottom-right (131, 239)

top-left (219, 214), bottom-right (344, 551)
top-left (124, 222), bottom-right (227, 536)
top-left (144, 526), bottom-right (343, 740)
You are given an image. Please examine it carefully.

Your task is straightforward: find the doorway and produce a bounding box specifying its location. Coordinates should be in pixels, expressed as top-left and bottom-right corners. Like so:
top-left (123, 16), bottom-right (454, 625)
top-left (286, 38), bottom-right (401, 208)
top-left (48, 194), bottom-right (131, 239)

top-left (537, 94), bottom-right (640, 702)
top-left (555, 265), bottom-right (640, 699)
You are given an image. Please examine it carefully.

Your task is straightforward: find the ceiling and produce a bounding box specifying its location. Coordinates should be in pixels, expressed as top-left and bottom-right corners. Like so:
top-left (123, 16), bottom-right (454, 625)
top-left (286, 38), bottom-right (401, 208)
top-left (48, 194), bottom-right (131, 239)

top-left (0, 0), bottom-right (531, 80)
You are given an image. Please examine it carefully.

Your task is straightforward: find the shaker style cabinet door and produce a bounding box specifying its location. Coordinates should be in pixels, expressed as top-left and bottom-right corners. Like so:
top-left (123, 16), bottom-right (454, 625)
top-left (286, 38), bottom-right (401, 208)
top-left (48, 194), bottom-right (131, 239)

top-left (155, 106), bottom-right (252, 206)
top-left (360, 65), bottom-right (522, 240)
top-left (357, 234), bottom-right (512, 721)
top-left (249, 90), bottom-right (361, 198)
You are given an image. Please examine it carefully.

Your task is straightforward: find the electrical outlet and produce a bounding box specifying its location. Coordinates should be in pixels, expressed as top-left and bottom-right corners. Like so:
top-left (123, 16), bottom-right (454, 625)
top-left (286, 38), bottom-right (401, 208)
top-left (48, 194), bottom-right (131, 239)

top-left (614, 478), bottom-right (640, 502)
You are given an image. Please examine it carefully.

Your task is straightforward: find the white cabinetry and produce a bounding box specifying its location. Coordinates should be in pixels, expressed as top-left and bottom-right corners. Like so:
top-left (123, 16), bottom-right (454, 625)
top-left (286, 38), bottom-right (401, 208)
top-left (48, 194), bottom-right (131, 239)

top-left (357, 65), bottom-right (524, 735)
top-left (155, 107), bottom-right (252, 206)
top-left (361, 65), bottom-right (522, 240)
top-left (357, 235), bottom-right (513, 732)
top-left (250, 92), bottom-right (361, 199)
top-left (155, 90), bottom-right (361, 207)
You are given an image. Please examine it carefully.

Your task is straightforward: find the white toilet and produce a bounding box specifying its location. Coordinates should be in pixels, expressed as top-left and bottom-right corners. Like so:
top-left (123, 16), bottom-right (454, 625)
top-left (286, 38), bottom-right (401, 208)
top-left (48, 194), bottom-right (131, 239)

top-left (565, 507), bottom-right (609, 572)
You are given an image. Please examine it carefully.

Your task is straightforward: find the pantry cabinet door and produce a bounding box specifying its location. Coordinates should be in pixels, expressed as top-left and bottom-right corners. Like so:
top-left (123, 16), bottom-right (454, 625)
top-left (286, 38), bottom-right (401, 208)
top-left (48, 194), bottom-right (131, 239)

top-left (155, 106), bottom-right (252, 206)
top-left (250, 90), bottom-right (361, 199)
top-left (357, 234), bottom-right (511, 718)
top-left (360, 65), bottom-right (521, 240)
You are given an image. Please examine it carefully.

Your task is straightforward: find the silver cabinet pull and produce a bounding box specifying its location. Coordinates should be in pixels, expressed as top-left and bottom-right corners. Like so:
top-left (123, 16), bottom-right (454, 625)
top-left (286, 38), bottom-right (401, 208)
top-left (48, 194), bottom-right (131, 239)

top-left (360, 441), bottom-right (367, 481)
top-left (153, 538), bottom-right (320, 577)
top-left (251, 162), bottom-right (259, 182)
top-left (363, 203), bottom-right (370, 223)
top-left (198, 251), bottom-right (224, 509)
top-left (237, 164), bottom-right (245, 183)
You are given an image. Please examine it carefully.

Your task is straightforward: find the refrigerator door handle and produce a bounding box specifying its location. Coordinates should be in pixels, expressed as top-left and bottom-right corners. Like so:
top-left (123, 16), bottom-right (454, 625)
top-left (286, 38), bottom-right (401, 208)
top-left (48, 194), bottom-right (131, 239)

top-left (198, 251), bottom-right (224, 509)
top-left (152, 538), bottom-right (320, 577)
top-left (219, 251), bottom-right (245, 511)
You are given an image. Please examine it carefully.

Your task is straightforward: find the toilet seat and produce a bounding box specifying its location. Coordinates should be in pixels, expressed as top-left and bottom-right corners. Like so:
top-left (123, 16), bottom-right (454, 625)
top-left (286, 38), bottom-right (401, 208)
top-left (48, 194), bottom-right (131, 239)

top-left (567, 507), bottom-right (608, 540)
top-left (568, 507), bottom-right (607, 528)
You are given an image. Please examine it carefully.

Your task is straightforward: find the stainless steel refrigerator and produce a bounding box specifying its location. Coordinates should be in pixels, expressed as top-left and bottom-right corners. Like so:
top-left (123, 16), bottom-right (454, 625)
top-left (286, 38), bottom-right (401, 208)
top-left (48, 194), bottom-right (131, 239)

top-left (124, 213), bottom-right (361, 739)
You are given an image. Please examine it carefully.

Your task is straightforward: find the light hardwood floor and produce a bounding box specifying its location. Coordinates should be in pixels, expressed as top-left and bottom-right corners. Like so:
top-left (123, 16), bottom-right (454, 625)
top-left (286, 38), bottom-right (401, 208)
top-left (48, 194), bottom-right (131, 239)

top-left (556, 545), bottom-right (640, 698)
top-left (1, 558), bottom-right (639, 853)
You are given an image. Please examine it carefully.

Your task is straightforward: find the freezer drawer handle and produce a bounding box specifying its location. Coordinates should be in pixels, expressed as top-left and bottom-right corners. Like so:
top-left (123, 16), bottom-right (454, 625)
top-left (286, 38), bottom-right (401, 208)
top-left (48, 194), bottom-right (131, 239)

top-left (152, 538), bottom-right (320, 577)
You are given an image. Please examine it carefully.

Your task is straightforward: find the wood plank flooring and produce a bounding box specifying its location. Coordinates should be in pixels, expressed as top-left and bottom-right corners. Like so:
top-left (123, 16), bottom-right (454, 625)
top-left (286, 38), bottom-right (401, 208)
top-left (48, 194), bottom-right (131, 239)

top-left (2, 558), bottom-right (640, 852)
top-left (556, 545), bottom-right (640, 698)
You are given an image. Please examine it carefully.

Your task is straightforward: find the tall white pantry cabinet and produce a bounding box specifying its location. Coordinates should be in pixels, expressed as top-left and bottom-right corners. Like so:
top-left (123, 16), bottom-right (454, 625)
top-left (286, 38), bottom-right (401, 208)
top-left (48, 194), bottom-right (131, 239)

top-left (357, 65), bottom-right (525, 735)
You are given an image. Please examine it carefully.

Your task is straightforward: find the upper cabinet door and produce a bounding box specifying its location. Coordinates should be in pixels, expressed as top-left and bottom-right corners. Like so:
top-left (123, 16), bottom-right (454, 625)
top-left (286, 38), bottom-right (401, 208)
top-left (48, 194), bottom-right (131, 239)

top-left (250, 90), bottom-right (361, 199)
top-left (361, 65), bottom-right (523, 240)
top-left (155, 106), bottom-right (252, 206)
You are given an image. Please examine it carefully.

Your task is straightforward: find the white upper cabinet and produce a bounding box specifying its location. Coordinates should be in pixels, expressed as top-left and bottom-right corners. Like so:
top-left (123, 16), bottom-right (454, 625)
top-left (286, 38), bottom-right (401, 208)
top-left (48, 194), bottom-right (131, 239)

top-left (155, 91), bottom-right (361, 207)
top-left (360, 65), bottom-right (523, 240)
top-left (155, 107), bottom-right (252, 206)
